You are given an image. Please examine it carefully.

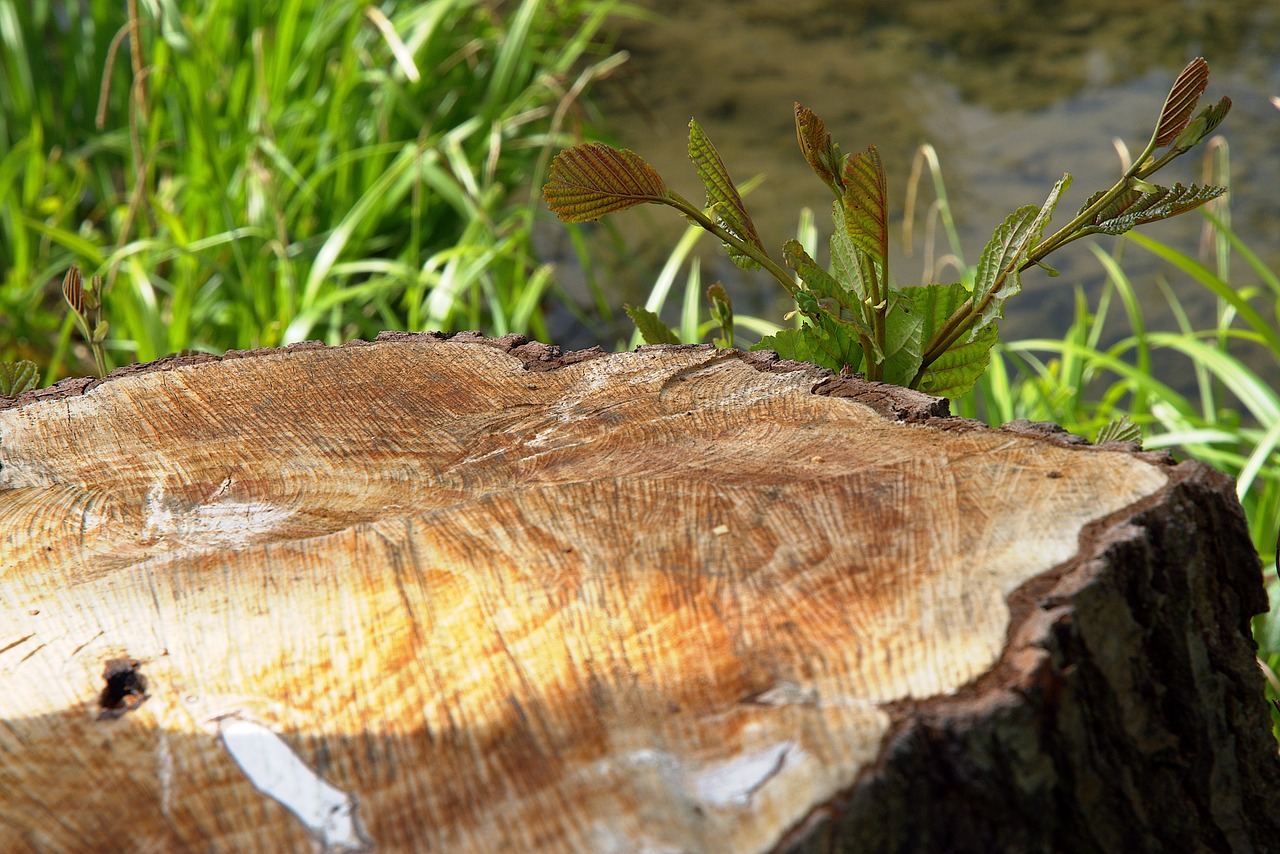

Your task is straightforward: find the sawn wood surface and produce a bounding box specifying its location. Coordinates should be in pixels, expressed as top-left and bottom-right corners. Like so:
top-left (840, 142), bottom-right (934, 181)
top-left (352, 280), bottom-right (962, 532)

top-left (0, 333), bottom-right (1240, 852)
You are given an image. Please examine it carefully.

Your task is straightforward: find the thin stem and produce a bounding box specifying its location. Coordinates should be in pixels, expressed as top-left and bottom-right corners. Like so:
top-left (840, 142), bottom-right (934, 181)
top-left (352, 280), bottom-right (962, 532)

top-left (664, 191), bottom-right (798, 297)
top-left (1031, 138), bottom-right (1159, 262)
top-left (913, 135), bottom-right (1182, 388)
top-left (864, 254), bottom-right (886, 381)
top-left (91, 342), bottom-right (108, 378)
top-left (916, 296), bottom-right (973, 368)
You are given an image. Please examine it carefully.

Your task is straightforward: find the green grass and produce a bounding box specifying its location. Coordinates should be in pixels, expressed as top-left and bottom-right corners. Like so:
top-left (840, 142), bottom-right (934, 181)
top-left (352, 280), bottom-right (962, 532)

top-left (0, 0), bottom-right (628, 379)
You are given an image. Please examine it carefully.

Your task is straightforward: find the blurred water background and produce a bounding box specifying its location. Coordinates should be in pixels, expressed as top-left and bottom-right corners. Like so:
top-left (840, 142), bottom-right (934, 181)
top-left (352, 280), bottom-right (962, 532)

top-left (542, 0), bottom-right (1280, 394)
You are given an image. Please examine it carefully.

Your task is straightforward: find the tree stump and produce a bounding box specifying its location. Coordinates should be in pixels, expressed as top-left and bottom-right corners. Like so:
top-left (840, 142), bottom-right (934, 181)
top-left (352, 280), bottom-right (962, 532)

top-left (1, 332), bottom-right (1276, 853)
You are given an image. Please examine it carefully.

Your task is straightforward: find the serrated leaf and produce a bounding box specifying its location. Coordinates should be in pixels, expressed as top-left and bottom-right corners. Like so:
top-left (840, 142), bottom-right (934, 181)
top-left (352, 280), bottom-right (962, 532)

top-left (1074, 188), bottom-right (1106, 219)
top-left (0, 360), bottom-right (40, 397)
top-left (688, 119), bottom-right (765, 270)
top-left (784, 240), bottom-right (881, 360)
top-left (896, 284), bottom-right (993, 396)
top-left (1022, 173), bottom-right (1071, 252)
top-left (898, 282), bottom-right (996, 396)
top-left (543, 143), bottom-right (670, 223)
top-left (794, 103), bottom-right (842, 194)
top-left (829, 202), bottom-right (874, 308)
top-left (1096, 415), bottom-right (1143, 446)
top-left (751, 321), bottom-right (862, 373)
top-left (878, 297), bottom-right (925, 388)
top-left (971, 174), bottom-right (1070, 337)
top-left (972, 206), bottom-right (1035, 330)
top-left (918, 324), bottom-right (998, 398)
top-left (900, 281), bottom-right (970, 344)
top-left (625, 304), bottom-right (681, 345)
top-left (1154, 57), bottom-right (1208, 148)
top-left (783, 240), bottom-right (860, 317)
top-left (1171, 96), bottom-right (1232, 152)
top-left (1088, 183), bottom-right (1225, 235)
top-left (839, 145), bottom-right (888, 266)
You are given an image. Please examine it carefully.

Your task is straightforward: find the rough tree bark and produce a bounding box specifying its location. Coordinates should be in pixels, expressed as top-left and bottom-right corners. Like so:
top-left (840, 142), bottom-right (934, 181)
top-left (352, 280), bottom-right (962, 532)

top-left (1, 332), bottom-right (1276, 853)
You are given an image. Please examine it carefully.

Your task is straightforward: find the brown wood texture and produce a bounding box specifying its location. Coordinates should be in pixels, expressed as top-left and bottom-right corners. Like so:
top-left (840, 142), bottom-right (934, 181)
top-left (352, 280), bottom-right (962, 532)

top-left (1, 332), bottom-right (1276, 853)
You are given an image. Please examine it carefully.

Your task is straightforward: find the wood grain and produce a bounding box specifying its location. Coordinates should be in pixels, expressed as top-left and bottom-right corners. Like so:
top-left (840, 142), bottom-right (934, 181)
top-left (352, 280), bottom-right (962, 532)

top-left (0, 335), bottom-right (1180, 851)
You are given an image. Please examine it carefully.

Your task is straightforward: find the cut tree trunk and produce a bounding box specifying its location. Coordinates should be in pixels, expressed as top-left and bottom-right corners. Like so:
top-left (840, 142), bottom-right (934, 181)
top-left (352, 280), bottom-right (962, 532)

top-left (1, 332), bottom-right (1276, 853)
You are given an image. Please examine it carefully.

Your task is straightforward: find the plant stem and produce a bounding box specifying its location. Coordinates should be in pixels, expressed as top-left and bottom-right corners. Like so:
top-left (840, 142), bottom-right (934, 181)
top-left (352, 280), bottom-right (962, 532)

top-left (1028, 138), bottom-right (1160, 263)
top-left (863, 254), bottom-right (886, 381)
top-left (913, 135), bottom-right (1181, 387)
top-left (914, 296), bottom-right (974, 378)
top-left (664, 191), bottom-right (798, 297)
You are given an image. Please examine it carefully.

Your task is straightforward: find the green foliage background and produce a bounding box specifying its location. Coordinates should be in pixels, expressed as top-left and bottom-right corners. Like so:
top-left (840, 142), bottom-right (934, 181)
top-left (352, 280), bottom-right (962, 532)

top-left (0, 0), bottom-right (622, 377)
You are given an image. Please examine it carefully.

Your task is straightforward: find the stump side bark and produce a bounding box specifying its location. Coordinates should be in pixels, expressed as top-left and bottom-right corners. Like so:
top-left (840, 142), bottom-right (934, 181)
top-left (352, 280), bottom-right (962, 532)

top-left (790, 461), bottom-right (1279, 853)
top-left (1, 332), bottom-right (1276, 853)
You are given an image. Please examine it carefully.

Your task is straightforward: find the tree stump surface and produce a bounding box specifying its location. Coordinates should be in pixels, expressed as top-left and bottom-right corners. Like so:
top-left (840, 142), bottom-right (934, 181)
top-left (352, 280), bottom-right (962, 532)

top-left (1, 331), bottom-right (1276, 853)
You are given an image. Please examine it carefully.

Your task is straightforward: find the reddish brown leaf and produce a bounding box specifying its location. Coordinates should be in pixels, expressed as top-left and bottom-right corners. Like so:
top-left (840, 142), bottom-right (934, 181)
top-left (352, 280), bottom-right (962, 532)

top-left (839, 145), bottom-right (888, 265)
top-left (1088, 183), bottom-right (1226, 235)
top-left (61, 265), bottom-right (86, 319)
top-left (1154, 57), bottom-right (1209, 148)
top-left (542, 143), bottom-right (669, 223)
top-left (795, 103), bottom-right (840, 191)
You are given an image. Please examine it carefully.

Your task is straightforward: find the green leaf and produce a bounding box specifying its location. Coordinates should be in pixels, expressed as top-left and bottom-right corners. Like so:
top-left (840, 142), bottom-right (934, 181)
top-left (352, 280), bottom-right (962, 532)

top-left (1171, 97), bottom-right (1231, 152)
top-left (751, 321), bottom-right (862, 373)
top-left (688, 119), bottom-right (765, 270)
top-left (1153, 57), bottom-right (1209, 148)
top-left (829, 204), bottom-right (874, 309)
top-left (1096, 415), bottom-right (1143, 446)
top-left (625, 304), bottom-right (681, 345)
top-left (784, 241), bottom-right (882, 364)
top-left (707, 282), bottom-right (734, 348)
top-left (917, 324), bottom-right (998, 398)
top-left (794, 103), bottom-right (842, 195)
top-left (878, 297), bottom-right (925, 388)
top-left (901, 281), bottom-right (970, 344)
top-left (755, 288), bottom-right (865, 371)
top-left (0, 360), bottom-right (40, 397)
top-left (901, 279), bottom-right (999, 397)
top-left (972, 208), bottom-right (1036, 331)
top-left (1087, 183), bottom-right (1225, 236)
top-left (838, 145), bottom-right (888, 266)
top-left (971, 174), bottom-right (1070, 337)
top-left (783, 240), bottom-right (865, 322)
top-left (543, 143), bottom-right (670, 223)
